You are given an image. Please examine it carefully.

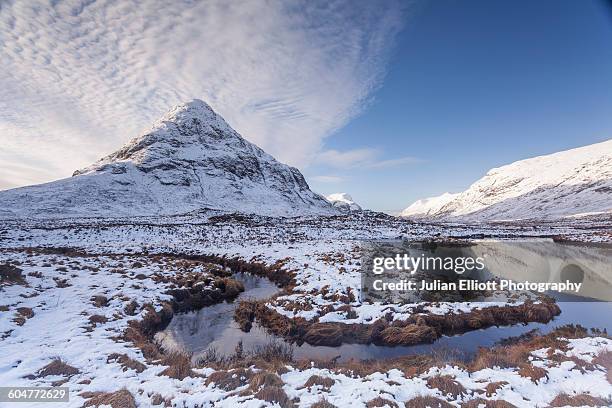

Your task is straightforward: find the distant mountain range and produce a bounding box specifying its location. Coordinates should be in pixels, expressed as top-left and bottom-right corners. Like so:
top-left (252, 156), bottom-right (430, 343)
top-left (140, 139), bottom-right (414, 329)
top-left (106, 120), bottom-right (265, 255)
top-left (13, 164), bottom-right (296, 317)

top-left (0, 100), bottom-right (336, 218)
top-left (401, 139), bottom-right (612, 222)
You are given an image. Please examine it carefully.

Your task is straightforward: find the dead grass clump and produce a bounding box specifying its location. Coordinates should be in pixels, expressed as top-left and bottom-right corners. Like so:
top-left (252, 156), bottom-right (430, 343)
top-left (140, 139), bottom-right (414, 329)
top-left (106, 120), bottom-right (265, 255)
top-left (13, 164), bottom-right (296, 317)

top-left (221, 277), bottom-right (245, 297)
top-left (365, 397), bottom-right (399, 408)
top-left (594, 350), bottom-right (612, 384)
top-left (249, 371), bottom-right (284, 391)
top-left (379, 324), bottom-right (437, 346)
top-left (124, 300), bottom-right (139, 316)
top-left (549, 393), bottom-right (609, 407)
top-left (335, 304), bottom-right (357, 319)
top-left (0, 264), bottom-right (25, 285)
top-left (303, 323), bottom-right (344, 346)
top-left (484, 381), bottom-right (508, 397)
top-left (13, 307), bottom-right (34, 326)
top-left (303, 375), bottom-right (335, 391)
top-left (470, 344), bottom-right (530, 371)
top-left (426, 375), bottom-right (466, 399)
top-left (159, 353), bottom-right (195, 380)
top-left (81, 389), bottom-right (136, 408)
top-left (404, 396), bottom-right (453, 408)
top-left (89, 314), bottom-right (108, 326)
top-left (150, 393), bottom-right (163, 405)
top-left (470, 325), bottom-right (596, 373)
top-left (310, 397), bottom-right (337, 408)
top-left (205, 369), bottom-right (253, 391)
top-left (91, 295), bottom-right (109, 308)
top-left (120, 303), bottom-right (173, 362)
top-left (107, 353), bottom-right (146, 373)
top-left (54, 277), bottom-right (71, 288)
top-left (234, 299), bottom-right (258, 331)
top-left (37, 359), bottom-right (80, 377)
top-left (254, 385), bottom-right (293, 407)
top-left (517, 363), bottom-right (548, 383)
top-left (461, 399), bottom-right (517, 408)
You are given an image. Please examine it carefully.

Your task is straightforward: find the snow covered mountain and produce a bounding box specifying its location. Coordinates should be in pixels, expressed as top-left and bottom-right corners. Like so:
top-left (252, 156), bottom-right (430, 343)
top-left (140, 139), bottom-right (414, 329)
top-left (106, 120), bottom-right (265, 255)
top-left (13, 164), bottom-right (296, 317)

top-left (401, 139), bottom-right (612, 222)
top-left (400, 192), bottom-right (458, 218)
top-left (0, 100), bottom-right (336, 218)
top-left (325, 193), bottom-right (362, 211)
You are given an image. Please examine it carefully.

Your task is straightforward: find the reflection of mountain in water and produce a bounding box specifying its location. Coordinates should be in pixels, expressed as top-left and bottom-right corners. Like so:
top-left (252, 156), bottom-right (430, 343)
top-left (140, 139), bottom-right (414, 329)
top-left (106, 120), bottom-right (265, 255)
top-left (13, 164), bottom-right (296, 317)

top-left (469, 241), bottom-right (612, 301)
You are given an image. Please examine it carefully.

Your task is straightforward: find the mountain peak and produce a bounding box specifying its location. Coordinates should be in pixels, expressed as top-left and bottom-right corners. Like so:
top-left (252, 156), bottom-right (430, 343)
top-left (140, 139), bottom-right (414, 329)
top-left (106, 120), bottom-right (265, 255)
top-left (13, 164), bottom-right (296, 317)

top-left (160, 99), bottom-right (220, 124)
top-left (0, 100), bottom-right (336, 218)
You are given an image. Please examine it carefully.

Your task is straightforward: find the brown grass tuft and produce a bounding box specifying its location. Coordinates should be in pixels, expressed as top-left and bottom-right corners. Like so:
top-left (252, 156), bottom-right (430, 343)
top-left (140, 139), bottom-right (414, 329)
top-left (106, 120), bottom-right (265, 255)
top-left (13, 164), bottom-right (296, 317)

top-left (594, 350), bottom-right (612, 384)
top-left (89, 314), bottom-right (108, 327)
top-left (249, 371), bottom-right (284, 391)
top-left (159, 353), bottom-right (195, 380)
top-left (37, 359), bottom-right (80, 377)
top-left (426, 375), bottom-right (466, 398)
top-left (254, 386), bottom-right (293, 407)
top-left (365, 396), bottom-right (399, 407)
top-left (107, 353), bottom-right (146, 373)
top-left (124, 300), bottom-right (139, 316)
top-left (310, 397), bottom-right (337, 408)
top-left (517, 363), bottom-right (548, 383)
top-left (549, 393), bottom-right (609, 407)
top-left (0, 264), bottom-right (25, 285)
top-left (303, 375), bottom-right (335, 391)
top-left (484, 381), bottom-right (508, 397)
top-left (13, 307), bottom-right (34, 326)
top-left (303, 323), bottom-right (344, 346)
top-left (205, 369), bottom-right (253, 391)
top-left (91, 295), bottom-right (109, 308)
top-left (404, 396), bottom-right (453, 408)
top-left (81, 389), bottom-right (136, 408)
top-left (379, 324), bottom-right (437, 346)
top-left (461, 399), bottom-right (518, 408)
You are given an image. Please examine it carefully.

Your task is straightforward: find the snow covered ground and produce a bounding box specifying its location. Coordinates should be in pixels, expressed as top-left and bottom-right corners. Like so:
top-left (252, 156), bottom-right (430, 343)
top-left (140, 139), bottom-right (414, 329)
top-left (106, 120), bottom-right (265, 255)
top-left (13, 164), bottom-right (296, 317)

top-left (1, 213), bottom-right (611, 407)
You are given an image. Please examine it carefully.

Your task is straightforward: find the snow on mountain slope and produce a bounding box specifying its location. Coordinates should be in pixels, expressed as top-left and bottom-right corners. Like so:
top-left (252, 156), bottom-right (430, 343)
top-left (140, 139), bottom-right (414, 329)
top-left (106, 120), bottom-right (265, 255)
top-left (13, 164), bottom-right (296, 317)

top-left (401, 139), bottom-right (612, 222)
top-left (325, 193), bottom-right (362, 211)
top-left (400, 192), bottom-right (458, 218)
top-left (0, 100), bottom-right (337, 218)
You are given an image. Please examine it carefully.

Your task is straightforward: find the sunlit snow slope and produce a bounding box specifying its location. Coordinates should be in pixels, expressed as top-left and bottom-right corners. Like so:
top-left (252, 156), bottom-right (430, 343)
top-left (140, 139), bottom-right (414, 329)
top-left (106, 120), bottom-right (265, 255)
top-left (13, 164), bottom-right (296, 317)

top-left (402, 139), bottom-right (612, 222)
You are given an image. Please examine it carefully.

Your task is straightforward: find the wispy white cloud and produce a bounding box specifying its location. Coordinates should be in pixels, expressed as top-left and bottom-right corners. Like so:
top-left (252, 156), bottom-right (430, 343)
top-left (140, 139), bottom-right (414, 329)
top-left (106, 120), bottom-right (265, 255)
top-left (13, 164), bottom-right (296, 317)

top-left (316, 148), bottom-right (422, 169)
top-left (366, 156), bottom-right (423, 168)
top-left (0, 0), bottom-right (406, 189)
top-left (310, 175), bottom-right (344, 183)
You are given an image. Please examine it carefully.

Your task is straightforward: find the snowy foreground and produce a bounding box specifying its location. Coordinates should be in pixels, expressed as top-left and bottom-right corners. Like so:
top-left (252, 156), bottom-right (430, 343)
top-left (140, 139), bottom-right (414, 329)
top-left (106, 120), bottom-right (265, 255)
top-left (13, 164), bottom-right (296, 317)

top-left (1, 212), bottom-right (611, 407)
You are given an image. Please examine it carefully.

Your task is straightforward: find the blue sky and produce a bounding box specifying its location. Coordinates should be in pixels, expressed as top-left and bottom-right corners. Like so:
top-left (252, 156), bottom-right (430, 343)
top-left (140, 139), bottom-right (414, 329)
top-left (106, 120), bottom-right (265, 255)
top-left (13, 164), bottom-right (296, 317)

top-left (307, 0), bottom-right (612, 213)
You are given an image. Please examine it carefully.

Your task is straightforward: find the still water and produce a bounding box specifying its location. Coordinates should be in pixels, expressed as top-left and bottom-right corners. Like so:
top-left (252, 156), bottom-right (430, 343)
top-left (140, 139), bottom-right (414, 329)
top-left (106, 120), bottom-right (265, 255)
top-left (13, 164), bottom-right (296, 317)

top-left (156, 242), bottom-right (612, 362)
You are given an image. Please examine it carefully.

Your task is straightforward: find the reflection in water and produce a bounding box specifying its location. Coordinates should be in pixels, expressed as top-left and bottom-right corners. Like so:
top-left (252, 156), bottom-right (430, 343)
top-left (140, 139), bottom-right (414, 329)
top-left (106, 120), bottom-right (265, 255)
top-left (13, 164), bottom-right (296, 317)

top-left (155, 273), bottom-right (280, 359)
top-left (469, 240), bottom-right (612, 301)
top-left (157, 241), bottom-right (611, 362)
